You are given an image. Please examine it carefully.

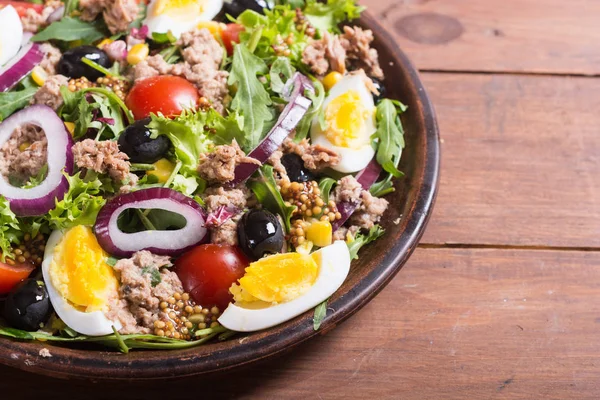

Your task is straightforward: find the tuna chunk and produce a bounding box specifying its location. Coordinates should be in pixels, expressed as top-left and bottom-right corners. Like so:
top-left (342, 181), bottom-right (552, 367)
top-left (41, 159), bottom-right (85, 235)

top-left (302, 31), bottom-right (347, 76)
top-left (72, 139), bottom-right (131, 182)
top-left (31, 74), bottom-right (68, 111)
top-left (20, 0), bottom-right (62, 33)
top-left (197, 140), bottom-right (260, 184)
top-left (79, 0), bottom-right (140, 34)
top-left (284, 138), bottom-right (340, 171)
top-left (0, 124), bottom-right (47, 183)
top-left (340, 26), bottom-right (384, 79)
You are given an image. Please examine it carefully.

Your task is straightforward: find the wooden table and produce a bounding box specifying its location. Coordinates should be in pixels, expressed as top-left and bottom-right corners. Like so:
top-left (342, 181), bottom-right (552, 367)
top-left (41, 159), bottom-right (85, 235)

top-left (4, 1), bottom-right (600, 398)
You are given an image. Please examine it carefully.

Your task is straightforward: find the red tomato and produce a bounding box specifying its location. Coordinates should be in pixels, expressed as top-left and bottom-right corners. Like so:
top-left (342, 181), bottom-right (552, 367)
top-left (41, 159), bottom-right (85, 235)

top-left (221, 24), bottom-right (244, 56)
top-left (0, 1), bottom-right (43, 17)
top-left (125, 75), bottom-right (199, 120)
top-left (175, 244), bottom-right (250, 310)
top-left (0, 261), bottom-right (35, 295)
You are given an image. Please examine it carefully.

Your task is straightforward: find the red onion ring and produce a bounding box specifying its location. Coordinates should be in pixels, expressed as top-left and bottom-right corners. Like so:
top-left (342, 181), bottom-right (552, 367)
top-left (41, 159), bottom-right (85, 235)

top-left (94, 188), bottom-right (208, 258)
top-left (0, 105), bottom-right (73, 216)
top-left (0, 42), bottom-right (44, 92)
top-left (230, 73), bottom-right (314, 186)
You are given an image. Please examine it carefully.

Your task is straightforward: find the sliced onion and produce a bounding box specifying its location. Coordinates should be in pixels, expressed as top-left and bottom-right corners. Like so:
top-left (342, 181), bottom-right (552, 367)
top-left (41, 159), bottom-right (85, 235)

top-left (0, 105), bottom-right (73, 216)
top-left (332, 159), bottom-right (382, 231)
top-left (206, 205), bottom-right (238, 227)
top-left (47, 5), bottom-right (65, 23)
top-left (230, 73), bottom-right (314, 186)
top-left (94, 188), bottom-right (208, 258)
top-left (0, 42), bottom-right (44, 92)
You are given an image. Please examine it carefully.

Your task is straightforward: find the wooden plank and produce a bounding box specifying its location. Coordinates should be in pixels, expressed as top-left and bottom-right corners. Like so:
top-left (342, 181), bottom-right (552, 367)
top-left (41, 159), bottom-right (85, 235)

top-left (3, 248), bottom-right (600, 399)
top-left (417, 72), bottom-right (600, 247)
top-left (360, 0), bottom-right (600, 75)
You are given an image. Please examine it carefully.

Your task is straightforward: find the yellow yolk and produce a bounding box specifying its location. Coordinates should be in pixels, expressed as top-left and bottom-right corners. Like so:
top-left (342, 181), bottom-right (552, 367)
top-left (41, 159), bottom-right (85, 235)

top-left (324, 90), bottom-right (372, 149)
top-left (153, 0), bottom-right (206, 16)
top-left (49, 226), bottom-right (118, 312)
top-left (231, 253), bottom-right (319, 304)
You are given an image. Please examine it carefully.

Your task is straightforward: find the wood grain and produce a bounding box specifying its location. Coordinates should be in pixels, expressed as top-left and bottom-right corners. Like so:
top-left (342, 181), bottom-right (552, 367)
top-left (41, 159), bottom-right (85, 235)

top-left (418, 72), bottom-right (600, 248)
top-left (360, 0), bottom-right (600, 75)
top-left (4, 247), bottom-right (600, 399)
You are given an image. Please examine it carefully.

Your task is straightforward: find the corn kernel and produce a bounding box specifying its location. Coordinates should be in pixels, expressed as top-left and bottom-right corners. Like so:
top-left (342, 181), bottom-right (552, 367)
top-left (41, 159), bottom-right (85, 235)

top-left (323, 71), bottom-right (343, 91)
top-left (18, 142), bottom-right (31, 152)
top-left (126, 43), bottom-right (150, 65)
top-left (97, 38), bottom-right (113, 49)
top-left (147, 158), bottom-right (176, 183)
top-left (306, 220), bottom-right (333, 248)
top-left (197, 21), bottom-right (226, 38)
top-left (64, 122), bottom-right (76, 135)
top-left (31, 66), bottom-right (47, 86)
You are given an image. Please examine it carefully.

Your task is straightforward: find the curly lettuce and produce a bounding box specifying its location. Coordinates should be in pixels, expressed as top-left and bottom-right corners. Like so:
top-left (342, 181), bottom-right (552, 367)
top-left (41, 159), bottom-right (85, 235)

top-left (0, 197), bottom-right (23, 262)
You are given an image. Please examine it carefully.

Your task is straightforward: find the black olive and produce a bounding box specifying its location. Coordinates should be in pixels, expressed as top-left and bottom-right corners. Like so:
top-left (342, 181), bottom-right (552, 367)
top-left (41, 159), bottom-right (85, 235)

top-left (58, 45), bottom-right (111, 81)
top-left (220, 0), bottom-right (273, 19)
top-left (2, 279), bottom-right (51, 331)
top-left (280, 153), bottom-right (315, 183)
top-left (237, 209), bottom-right (284, 260)
top-left (371, 77), bottom-right (386, 103)
top-left (118, 118), bottom-right (171, 164)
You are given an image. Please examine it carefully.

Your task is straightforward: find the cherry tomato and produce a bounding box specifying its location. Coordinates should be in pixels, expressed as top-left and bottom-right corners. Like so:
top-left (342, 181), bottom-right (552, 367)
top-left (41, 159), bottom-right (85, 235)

top-left (175, 244), bottom-right (250, 310)
top-left (221, 24), bottom-right (244, 56)
top-left (0, 261), bottom-right (35, 295)
top-left (0, 1), bottom-right (43, 17)
top-left (125, 75), bottom-right (199, 120)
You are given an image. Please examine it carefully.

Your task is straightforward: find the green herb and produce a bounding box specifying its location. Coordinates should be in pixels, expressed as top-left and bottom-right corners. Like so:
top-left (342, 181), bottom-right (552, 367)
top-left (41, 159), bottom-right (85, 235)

top-left (313, 299), bottom-right (328, 330)
top-left (151, 31), bottom-right (177, 44)
top-left (158, 45), bottom-right (181, 64)
top-left (0, 196), bottom-right (23, 262)
top-left (228, 43), bottom-right (273, 150)
top-left (47, 172), bottom-right (107, 230)
top-left (32, 17), bottom-right (107, 44)
top-left (370, 99), bottom-right (407, 197)
top-left (22, 165), bottom-right (49, 189)
top-left (135, 209), bottom-right (157, 231)
top-left (141, 266), bottom-right (162, 288)
top-left (130, 163), bottom-right (156, 171)
top-left (270, 57), bottom-right (295, 94)
top-left (347, 225), bottom-right (385, 260)
top-left (303, 0), bottom-right (364, 33)
top-left (0, 87), bottom-right (38, 121)
top-left (63, 0), bottom-right (79, 17)
top-left (248, 165), bottom-right (296, 232)
top-left (112, 326), bottom-right (129, 354)
top-left (318, 177), bottom-right (336, 205)
top-left (106, 257), bottom-right (119, 267)
top-left (80, 58), bottom-right (124, 79)
top-left (0, 326), bottom-right (226, 353)
top-left (295, 78), bottom-right (325, 141)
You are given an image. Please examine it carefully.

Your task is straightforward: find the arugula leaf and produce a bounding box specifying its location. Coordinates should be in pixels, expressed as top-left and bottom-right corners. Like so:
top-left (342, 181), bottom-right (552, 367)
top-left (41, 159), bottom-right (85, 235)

top-left (318, 177), bottom-right (336, 205)
top-left (270, 57), bottom-right (295, 94)
top-left (151, 31), bottom-right (177, 44)
top-left (313, 299), bottom-right (328, 330)
top-left (347, 225), bottom-right (385, 260)
top-left (32, 17), bottom-right (107, 44)
top-left (370, 99), bottom-right (407, 197)
top-left (248, 165), bottom-right (296, 232)
top-left (294, 78), bottom-right (324, 141)
top-left (303, 0), bottom-right (365, 32)
top-left (0, 196), bottom-right (23, 262)
top-left (229, 44), bottom-right (273, 150)
top-left (47, 172), bottom-right (107, 230)
top-left (141, 266), bottom-right (162, 288)
top-left (0, 87), bottom-right (38, 121)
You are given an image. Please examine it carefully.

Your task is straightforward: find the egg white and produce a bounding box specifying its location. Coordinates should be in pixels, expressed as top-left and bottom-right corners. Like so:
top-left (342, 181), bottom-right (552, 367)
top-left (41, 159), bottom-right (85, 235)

top-left (144, 0), bottom-right (223, 39)
top-left (42, 230), bottom-right (122, 336)
top-left (0, 5), bottom-right (24, 66)
top-left (218, 241), bottom-right (351, 332)
top-left (311, 74), bottom-right (377, 173)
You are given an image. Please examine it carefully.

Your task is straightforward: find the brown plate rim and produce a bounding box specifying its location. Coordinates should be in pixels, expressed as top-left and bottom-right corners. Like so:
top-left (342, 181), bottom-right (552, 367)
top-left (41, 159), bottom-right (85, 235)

top-left (0, 10), bottom-right (440, 380)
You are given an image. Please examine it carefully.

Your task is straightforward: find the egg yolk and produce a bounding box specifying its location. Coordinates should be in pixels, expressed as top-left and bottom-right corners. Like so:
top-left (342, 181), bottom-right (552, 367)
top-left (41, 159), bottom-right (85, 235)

top-left (230, 253), bottom-right (319, 304)
top-left (154, 0), bottom-right (206, 16)
top-left (49, 226), bottom-right (118, 312)
top-left (324, 90), bottom-right (372, 149)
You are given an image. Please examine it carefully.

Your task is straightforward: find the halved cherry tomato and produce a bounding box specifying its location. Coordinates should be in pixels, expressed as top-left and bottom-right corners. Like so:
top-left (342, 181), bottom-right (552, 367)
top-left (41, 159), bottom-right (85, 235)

top-left (0, 261), bottom-right (35, 295)
top-left (221, 23), bottom-right (244, 56)
top-left (0, 1), bottom-right (43, 17)
top-left (125, 75), bottom-right (199, 120)
top-left (175, 244), bottom-right (250, 310)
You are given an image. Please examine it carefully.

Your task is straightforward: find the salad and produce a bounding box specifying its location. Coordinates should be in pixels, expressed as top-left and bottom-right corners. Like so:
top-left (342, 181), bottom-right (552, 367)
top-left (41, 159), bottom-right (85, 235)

top-left (0, 0), bottom-right (406, 353)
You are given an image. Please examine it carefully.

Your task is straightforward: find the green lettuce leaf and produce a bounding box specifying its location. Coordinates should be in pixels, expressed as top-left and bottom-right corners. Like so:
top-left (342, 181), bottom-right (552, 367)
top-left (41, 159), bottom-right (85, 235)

top-left (346, 225), bottom-right (385, 260)
top-left (248, 165), bottom-right (296, 232)
top-left (32, 17), bottom-right (107, 44)
top-left (303, 0), bottom-right (365, 32)
top-left (228, 43), bottom-right (273, 150)
top-left (0, 87), bottom-right (38, 121)
top-left (0, 196), bottom-right (23, 262)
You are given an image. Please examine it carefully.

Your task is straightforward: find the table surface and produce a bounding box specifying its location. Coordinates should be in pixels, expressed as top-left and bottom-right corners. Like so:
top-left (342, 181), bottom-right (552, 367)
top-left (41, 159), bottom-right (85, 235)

top-left (4, 1), bottom-right (600, 398)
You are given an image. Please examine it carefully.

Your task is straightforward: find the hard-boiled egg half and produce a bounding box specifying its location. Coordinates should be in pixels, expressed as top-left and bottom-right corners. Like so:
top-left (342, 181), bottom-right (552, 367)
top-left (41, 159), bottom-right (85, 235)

top-left (218, 241), bottom-right (351, 332)
top-left (311, 74), bottom-right (377, 173)
top-left (144, 0), bottom-right (223, 39)
top-left (0, 5), bottom-right (24, 66)
top-left (42, 226), bottom-right (122, 336)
